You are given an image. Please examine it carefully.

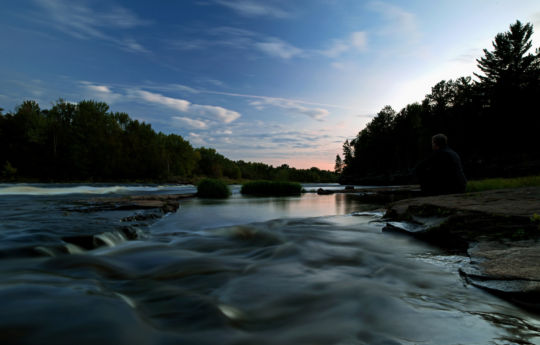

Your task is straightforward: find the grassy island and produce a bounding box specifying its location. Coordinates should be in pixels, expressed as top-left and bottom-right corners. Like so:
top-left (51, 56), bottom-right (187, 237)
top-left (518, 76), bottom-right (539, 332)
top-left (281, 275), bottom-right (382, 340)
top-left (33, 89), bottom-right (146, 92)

top-left (196, 178), bottom-right (231, 198)
top-left (241, 181), bottom-right (303, 196)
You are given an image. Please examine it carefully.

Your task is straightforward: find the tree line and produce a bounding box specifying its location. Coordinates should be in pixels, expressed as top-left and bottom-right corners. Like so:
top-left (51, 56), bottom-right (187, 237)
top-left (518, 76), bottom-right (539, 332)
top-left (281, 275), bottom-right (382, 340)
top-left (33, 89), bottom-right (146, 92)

top-left (337, 20), bottom-right (540, 185)
top-left (0, 100), bottom-right (337, 183)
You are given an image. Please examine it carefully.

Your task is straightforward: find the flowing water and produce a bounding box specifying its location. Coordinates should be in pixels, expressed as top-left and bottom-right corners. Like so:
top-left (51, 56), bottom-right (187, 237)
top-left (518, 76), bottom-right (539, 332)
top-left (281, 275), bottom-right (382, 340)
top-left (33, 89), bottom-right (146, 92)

top-left (1, 183), bottom-right (539, 345)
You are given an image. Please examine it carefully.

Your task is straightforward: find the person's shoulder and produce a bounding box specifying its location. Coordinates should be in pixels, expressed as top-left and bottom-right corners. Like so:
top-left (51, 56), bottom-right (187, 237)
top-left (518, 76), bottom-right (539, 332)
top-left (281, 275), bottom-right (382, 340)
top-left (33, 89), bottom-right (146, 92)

top-left (441, 147), bottom-right (458, 155)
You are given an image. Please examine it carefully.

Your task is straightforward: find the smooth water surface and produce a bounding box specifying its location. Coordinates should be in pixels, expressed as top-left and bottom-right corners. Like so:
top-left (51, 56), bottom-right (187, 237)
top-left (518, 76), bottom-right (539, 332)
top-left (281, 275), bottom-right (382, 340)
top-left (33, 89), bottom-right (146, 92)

top-left (0, 183), bottom-right (539, 345)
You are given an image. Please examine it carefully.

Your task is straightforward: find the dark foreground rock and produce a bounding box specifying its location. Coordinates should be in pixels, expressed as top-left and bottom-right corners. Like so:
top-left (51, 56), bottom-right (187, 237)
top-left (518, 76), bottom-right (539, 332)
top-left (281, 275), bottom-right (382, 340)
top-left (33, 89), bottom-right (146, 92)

top-left (384, 187), bottom-right (540, 312)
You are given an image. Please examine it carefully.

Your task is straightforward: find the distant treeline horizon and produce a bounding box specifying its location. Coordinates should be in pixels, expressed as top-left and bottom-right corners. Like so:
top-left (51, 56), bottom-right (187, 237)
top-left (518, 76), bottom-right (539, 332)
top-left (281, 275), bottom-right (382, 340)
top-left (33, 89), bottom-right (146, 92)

top-left (0, 100), bottom-right (336, 183)
top-left (336, 20), bottom-right (540, 185)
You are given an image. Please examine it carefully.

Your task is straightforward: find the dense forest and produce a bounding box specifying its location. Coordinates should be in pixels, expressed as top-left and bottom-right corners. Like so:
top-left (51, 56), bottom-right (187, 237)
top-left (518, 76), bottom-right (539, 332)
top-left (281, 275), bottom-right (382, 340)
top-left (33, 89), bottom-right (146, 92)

top-left (0, 100), bottom-right (336, 183)
top-left (337, 20), bottom-right (540, 185)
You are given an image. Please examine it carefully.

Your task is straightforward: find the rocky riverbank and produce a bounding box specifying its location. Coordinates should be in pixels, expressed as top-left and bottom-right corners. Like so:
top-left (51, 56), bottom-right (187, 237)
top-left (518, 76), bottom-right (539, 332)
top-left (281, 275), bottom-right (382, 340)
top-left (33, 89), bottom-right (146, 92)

top-left (382, 187), bottom-right (540, 312)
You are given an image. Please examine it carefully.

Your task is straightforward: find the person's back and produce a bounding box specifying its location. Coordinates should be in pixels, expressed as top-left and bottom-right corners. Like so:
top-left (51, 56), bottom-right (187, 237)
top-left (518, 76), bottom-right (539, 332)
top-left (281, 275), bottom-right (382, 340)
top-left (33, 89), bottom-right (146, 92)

top-left (415, 134), bottom-right (467, 195)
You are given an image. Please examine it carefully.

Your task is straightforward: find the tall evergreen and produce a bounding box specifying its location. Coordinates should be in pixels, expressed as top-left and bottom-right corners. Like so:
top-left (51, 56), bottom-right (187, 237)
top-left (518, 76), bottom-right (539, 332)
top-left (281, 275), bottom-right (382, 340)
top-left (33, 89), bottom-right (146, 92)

top-left (475, 20), bottom-right (538, 90)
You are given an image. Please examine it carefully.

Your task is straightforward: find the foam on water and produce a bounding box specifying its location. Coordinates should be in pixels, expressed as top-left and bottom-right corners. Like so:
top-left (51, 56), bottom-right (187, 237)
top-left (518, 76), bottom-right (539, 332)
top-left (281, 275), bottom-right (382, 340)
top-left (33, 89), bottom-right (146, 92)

top-left (0, 184), bottom-right (195, 196)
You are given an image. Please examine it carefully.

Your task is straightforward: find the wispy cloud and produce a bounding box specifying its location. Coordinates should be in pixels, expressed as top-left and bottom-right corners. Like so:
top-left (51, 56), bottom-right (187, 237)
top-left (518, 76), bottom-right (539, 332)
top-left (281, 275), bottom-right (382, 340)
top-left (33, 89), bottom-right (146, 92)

top-left (133, 90), bottom-right (241, 123)
top-left (77, 81), bottom-right (242, 127)
top-left (141, 83), bottom-right (200, 94)
top-left (215, 129), bottom-right (233, 135)
top-left (214, 0), bottom-right (292, 18)
top-left (32, 0), bottom-right (149, 53)
top-left (250, 98), bottom-right (329, 121)
top-left (188, 132), bottom-right (206, 146)
top-left (255, 38), bottom-right (303, 59)
top-left (169, 25), bottom-right (369, 61)
top-left (368, 1), bottom-right (420, 41)
top-left (320, 41), bottom-right (349, 58)
top-left (168, 26), bottom-right (303, 60)
top-left (136, 90), bottom-right (190, 112)
top-left (351, 31), bottom-right (368, 50)
top-left (201, 89), bottom-right (353, 110)
top-left (80, 81), bottom-right (123, 103)
top-left (319, 31), bottom-right (368, 58)
top-left (172, 116), bottom-right (208, 129)
top-left (86, 84), bottom-right (111, 93)
top-left (191, 104), bottom-right (241, 123)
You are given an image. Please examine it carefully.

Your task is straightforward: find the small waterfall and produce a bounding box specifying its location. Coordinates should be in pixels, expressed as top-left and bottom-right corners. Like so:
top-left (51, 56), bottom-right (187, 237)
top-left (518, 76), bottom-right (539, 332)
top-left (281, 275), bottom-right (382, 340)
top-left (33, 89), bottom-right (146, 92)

top-left (94, 232), bottom-right (128, 247)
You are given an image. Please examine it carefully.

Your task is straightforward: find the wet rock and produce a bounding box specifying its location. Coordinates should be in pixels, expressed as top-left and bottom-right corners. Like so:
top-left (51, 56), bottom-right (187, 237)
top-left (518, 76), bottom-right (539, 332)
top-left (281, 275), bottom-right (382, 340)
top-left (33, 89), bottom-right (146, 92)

top-left (386, 187), bottom-right (540, 219)
top-left (61, 226), bottom-right (144, 251)
top-left (458, 240), bottom-right (540, 311)
top-left (87, 193), bottom-right (195, 214)
top-left (121, 213), bottom-right (161, 222)
top-left (383, 187), bottom-right (540, 311)
top-left (385, 187), bottom-right (540, 244)
top-left (317, 188), bottom-right (334, 195)
top-left (355, 187), bottom-right (423, 204)
top-left (314, 185), bottom-right (423, 204)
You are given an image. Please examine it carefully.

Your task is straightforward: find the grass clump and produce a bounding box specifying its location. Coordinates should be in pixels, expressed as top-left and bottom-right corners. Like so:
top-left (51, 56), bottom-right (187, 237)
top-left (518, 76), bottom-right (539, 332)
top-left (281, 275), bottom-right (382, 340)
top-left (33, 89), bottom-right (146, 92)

top-left (197, 178), bottom-right (231, 198)
top-left (241, 180), bottom-right (303, 196)
top-left (466, 175), bottom-right (540, 193)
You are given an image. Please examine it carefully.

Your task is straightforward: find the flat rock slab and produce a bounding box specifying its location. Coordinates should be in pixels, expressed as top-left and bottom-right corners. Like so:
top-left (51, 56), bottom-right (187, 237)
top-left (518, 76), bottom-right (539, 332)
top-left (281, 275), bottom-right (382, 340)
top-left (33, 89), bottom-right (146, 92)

top-left (384, 187), bottom-right (540, 311)
top-left (468, 240), bottom-right (540, 281)
top-left (387, 187), bottom-right (540, 218)
top-left (461, 240), bottom-right (540, 311)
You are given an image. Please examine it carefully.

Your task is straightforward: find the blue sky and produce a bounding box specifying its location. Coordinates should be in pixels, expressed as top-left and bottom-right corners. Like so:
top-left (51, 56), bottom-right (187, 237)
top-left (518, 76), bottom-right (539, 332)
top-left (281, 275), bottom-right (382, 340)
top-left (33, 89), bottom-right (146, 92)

top-left (1, 0), bottom-right (539, 169)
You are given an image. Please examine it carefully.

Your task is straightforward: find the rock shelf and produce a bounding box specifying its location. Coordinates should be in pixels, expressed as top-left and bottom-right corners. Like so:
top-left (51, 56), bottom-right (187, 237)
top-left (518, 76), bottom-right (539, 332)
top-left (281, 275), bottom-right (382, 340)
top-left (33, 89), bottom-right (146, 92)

top-left (383, 187), bottom-right (540, 312)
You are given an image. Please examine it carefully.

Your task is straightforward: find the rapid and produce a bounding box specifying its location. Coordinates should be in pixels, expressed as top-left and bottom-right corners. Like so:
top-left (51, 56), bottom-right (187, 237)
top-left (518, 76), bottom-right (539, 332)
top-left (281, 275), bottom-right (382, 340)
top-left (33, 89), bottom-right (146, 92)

top-left (0, 183), bottom-right (539, 345)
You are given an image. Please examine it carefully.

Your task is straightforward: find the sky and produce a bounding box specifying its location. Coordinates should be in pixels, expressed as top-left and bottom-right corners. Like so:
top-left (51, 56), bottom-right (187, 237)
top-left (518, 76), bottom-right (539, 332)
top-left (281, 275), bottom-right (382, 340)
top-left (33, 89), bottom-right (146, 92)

top-left (1, 1), bottom-right (539, 170)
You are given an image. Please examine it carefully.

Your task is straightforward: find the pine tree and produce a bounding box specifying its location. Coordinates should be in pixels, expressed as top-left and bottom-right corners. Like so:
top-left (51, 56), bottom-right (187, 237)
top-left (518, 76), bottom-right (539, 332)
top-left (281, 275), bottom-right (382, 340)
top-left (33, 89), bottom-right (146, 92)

top-left (475, 20), bottom-right (538, 90)
top-left (334, 154), bottom-right (343, 174)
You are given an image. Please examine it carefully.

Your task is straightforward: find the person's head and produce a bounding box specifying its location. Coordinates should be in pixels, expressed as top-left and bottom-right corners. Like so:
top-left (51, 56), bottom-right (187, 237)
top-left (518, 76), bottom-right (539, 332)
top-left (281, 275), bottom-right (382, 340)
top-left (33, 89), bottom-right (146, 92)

top-left (431, 133), bottom-right (448, 151)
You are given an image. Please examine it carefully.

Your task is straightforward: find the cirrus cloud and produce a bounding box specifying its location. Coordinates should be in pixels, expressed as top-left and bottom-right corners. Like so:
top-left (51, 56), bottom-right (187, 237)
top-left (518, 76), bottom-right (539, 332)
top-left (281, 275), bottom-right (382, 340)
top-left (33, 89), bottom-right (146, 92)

top-left (255, 38), bottom-right (303, 59)
top-left (250, 98), bottom-right (329, 121)
top-left (134, 90), bottom-right (241, 123)
top-left (172, 116), bottom-right (208, 129)
top-left (33, 0), bottom-right (150, 53)
top-left (213, 0), bottom-right (292, 18)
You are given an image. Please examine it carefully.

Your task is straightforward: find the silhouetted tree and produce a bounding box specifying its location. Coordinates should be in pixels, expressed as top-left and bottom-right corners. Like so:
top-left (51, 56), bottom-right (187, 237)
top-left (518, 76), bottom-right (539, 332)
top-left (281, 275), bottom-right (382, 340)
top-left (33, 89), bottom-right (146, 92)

top-left (475, 20), bottom-right (538, 90)
top-left (339, 21), bottom-right (540, 184)
top-left (334, 155), bottom-right (343, 174)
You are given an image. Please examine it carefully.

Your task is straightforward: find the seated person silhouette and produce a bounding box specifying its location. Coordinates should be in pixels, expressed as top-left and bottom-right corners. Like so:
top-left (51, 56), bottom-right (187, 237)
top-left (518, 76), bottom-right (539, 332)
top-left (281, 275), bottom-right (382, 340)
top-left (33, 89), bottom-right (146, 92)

top-left (415, 134), bottom-right (467, 195)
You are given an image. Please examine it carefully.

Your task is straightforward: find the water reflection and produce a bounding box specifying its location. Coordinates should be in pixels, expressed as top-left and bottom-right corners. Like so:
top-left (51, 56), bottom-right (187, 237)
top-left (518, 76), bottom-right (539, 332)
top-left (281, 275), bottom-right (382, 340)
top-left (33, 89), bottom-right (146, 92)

top-left (153, 193), bottom-right (376, 234)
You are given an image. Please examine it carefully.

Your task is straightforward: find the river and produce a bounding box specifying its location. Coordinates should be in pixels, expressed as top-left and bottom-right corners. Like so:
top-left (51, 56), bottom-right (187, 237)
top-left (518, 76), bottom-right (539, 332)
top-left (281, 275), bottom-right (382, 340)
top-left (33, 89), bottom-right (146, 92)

top-left (0, 183), bottom-right (539, 344)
